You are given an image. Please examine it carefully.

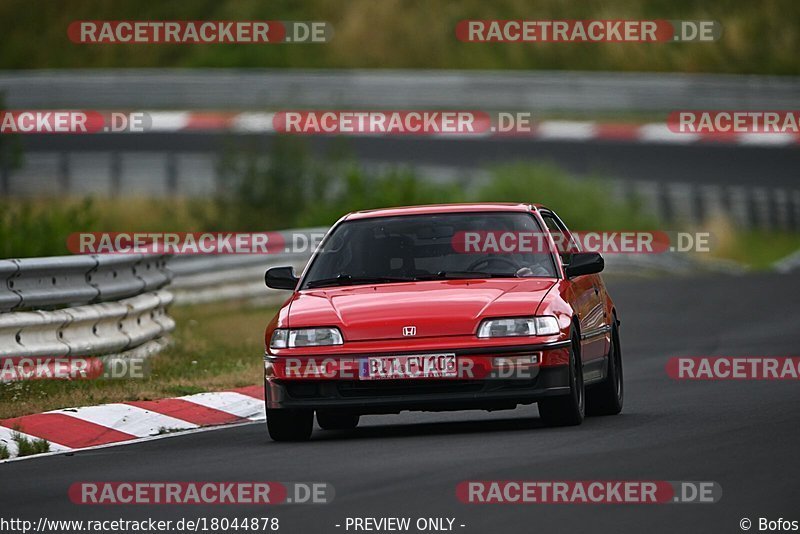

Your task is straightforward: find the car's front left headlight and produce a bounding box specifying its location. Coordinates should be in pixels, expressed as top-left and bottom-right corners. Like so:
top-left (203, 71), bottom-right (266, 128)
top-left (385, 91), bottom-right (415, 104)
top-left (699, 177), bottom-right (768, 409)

top-left (477, 316), bottom-right (560, 338)
top-left (270, 327), bottom-right (344, 349)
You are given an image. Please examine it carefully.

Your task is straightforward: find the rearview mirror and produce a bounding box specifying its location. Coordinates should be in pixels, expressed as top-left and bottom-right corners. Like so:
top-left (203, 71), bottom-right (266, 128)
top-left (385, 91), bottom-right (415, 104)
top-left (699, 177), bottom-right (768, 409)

top-left (265, 266), bottom-right (299, 290)
top-left (565, 252), bottom-right (604, 278)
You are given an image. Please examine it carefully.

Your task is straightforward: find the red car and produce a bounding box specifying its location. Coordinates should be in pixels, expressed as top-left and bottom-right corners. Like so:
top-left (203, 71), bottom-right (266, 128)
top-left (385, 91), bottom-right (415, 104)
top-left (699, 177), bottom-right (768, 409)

top-left (263, 203), bottom-right (623, 441)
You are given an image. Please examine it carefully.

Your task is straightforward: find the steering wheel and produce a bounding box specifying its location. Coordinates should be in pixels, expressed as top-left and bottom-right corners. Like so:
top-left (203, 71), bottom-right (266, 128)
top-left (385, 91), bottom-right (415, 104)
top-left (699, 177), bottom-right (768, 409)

top-left (465, 256), bottom-right (520, 273)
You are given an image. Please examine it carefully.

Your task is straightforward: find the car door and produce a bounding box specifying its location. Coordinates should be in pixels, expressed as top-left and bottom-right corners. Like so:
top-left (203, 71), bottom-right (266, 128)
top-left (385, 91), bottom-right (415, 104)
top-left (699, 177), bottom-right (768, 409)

top-left (540, 210), bottom-right (609, 365)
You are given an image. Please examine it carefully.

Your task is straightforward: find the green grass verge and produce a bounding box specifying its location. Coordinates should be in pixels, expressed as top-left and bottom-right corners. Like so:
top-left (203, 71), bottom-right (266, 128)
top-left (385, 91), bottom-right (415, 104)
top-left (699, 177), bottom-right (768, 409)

top-left (710, 230), bottom-right (800, 270)
top-left (0, 301), bottom-right (275, 419)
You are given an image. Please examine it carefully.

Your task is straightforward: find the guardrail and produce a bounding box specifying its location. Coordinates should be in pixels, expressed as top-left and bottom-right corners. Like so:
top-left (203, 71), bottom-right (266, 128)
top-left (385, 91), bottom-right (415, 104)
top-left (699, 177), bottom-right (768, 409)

top-left (0, 290), bottom-right (173, 358)
top-left (166, 228), bottom-right (324, 305)
top-left (0, 230), bottom-right (322, 369)
top-left (0, 254), bottom-right (170, 312)
top-left (0, 254), bottom-right (174, 372)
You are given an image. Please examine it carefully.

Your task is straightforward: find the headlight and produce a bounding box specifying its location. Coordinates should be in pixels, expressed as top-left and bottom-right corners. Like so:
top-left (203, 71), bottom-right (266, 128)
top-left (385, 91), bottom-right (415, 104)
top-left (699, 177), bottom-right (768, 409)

top-left (477, 316), bottom-right (559, 338)
top-left (270, 327), bottom-right (343, 349)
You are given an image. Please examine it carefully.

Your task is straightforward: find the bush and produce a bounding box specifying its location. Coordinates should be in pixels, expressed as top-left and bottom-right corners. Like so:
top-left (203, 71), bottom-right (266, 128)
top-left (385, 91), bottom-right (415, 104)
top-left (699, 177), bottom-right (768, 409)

top-left (214, 136), bottom-right (317, 231)
top-left (477, 163), bottom-right (657, 231)
top-left (0, 140), bottom-right (656, 258)
top-left (215, 136), bottom-right (464, 230)
top-left (216, 138), bottom-right (649, 232)
top-left (0, 198), bottom-right (97, 258)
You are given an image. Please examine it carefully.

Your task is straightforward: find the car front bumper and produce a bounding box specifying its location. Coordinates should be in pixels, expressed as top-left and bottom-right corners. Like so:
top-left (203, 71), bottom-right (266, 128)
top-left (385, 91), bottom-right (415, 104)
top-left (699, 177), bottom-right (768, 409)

top-left (264, 341), bottom-right (572, 413)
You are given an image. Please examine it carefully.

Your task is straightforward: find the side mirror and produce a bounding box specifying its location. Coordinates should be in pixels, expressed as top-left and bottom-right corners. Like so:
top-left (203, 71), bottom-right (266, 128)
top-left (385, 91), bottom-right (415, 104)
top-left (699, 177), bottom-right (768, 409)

top-left (565, 252), bottom-right (604, 278)
top-left (265, 266), bottom-right (299, 290)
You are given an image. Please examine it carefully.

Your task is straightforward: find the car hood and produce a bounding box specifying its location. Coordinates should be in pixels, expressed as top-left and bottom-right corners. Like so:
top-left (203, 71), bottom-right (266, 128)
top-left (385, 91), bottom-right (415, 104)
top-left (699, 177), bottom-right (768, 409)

top-left (287, 279), bottom-right (556, 341)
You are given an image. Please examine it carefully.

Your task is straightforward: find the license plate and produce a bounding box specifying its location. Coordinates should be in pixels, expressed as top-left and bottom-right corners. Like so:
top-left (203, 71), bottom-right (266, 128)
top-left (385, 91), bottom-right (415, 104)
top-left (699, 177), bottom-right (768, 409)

top-left (361, 354), bottom-right (457, 380)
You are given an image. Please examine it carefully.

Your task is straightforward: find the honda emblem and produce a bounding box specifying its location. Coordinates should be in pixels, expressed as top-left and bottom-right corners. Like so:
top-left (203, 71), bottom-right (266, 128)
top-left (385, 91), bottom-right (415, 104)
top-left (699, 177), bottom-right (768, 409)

top-left (403, 326), bottom-right (417, 336)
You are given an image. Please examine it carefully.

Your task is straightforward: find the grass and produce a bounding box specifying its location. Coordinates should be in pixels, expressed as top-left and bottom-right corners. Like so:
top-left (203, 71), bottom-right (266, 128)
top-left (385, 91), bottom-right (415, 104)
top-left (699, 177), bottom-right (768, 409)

top-left (708, 230), bottom-right (800, 270)
top-left (157, 426), bottom-right (185, 435)
top-left (0, 0), bottom-right (797, 74)
top-left (0, 443), bottom-right (9, 460)
top-left (0, 301), bottom-right (275, 419)
top-left (11, 432), bottom-right (50, 457)
top-left (736, 232), bottom-right (800, 269)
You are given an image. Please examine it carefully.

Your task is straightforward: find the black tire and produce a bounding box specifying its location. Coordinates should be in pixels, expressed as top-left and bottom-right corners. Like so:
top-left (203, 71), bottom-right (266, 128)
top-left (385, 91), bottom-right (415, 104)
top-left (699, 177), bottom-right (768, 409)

top-left (538, 331), bottom-right (585, 426)
top-left (316, 411), bottom-right (360, 430)
top-left (267, 409), bottom-right (313, 441)
top-left (586, 320), bottom-right (624, 416)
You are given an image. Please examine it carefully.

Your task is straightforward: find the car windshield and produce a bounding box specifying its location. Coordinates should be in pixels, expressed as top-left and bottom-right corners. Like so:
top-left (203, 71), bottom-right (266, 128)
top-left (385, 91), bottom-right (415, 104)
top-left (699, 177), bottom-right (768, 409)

top-left (301, 211), bottom-right (558, 289)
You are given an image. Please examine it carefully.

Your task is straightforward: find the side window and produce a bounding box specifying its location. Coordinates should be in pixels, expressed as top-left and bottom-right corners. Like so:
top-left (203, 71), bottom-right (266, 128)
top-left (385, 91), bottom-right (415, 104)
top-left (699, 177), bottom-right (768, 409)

top-left (541, 212), bottom-right (579, 265)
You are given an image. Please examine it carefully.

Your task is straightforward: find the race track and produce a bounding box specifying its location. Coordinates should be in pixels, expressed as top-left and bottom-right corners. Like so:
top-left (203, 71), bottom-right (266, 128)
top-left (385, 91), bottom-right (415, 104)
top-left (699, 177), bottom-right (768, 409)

top-left (2, 272), bottom-right (799, 534)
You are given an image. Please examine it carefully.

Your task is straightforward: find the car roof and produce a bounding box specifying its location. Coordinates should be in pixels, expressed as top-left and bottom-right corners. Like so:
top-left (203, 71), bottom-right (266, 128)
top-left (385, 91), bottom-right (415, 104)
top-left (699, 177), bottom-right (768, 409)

top-left (344, 202), bottom-right (545, 221)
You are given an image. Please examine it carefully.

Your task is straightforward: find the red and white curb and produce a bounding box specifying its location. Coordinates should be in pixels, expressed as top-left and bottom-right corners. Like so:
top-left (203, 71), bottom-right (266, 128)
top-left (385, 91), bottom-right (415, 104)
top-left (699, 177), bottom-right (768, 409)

top-left (138, 111), bottom-right (800, 147)
top-left (0, 385), bottom-right (264, 461)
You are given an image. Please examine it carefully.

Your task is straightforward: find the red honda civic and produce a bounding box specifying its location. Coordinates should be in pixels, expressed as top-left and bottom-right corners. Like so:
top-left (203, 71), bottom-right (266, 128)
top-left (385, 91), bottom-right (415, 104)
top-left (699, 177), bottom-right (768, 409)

top-left (263, 203), bottom-right (623, 441)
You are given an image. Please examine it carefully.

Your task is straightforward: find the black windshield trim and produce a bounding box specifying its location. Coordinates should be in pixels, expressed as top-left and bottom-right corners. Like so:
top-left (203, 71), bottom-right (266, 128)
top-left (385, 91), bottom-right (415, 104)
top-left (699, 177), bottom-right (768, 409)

top-left (299, 211), bottom-right (559, 290)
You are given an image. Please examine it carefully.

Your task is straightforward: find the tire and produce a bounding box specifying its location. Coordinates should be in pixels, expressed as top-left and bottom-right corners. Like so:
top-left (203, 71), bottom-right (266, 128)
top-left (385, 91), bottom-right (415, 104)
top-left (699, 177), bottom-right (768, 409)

top-left (586, 320), bottom-right (624, 416)
top-left (538, 331), bottom-right (585, 426)
top-left (316, 411), bottom-right (360, 430)
top-left (267, 409), bottom-right (313, 441)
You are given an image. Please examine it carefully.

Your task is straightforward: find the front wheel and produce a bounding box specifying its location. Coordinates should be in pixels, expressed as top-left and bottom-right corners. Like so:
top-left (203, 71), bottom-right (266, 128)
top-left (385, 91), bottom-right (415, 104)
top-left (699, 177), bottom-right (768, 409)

top-left (267, 408), bottom-right (313, 441)
top-left (586, 320), bottom-right (624, 416)
top-left (538, 332), bottom-right (585, 426)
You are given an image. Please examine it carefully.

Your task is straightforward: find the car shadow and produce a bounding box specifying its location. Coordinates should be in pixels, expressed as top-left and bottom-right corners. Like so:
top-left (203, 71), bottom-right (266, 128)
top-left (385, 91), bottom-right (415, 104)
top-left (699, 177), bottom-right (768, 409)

top-left (311, 414), bottom-right (550, 441)
top-left (301, 410), bottom-right (646, 443)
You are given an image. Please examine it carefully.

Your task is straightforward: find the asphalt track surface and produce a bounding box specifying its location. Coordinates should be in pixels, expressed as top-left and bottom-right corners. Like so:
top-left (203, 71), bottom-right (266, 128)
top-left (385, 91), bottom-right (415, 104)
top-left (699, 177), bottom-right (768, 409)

top-left (21, 133), bottom-right (800, 187)
top-left (2, 272), bottom-right (799, 534)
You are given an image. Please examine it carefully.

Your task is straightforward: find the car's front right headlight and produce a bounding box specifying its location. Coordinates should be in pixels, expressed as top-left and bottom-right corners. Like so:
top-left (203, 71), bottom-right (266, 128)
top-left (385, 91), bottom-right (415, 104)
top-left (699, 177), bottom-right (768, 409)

top-left (270, 327), bottom-right (344, 349)
top-left (477, 316), bottom-right (560, 338)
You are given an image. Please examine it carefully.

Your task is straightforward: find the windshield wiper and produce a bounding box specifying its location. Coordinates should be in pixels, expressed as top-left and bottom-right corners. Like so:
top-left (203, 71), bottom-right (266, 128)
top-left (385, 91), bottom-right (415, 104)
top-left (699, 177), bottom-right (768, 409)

top-left (417, 271), bottom-right (516, 280)
top-left (305, 274), bottom-right (415, 289)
